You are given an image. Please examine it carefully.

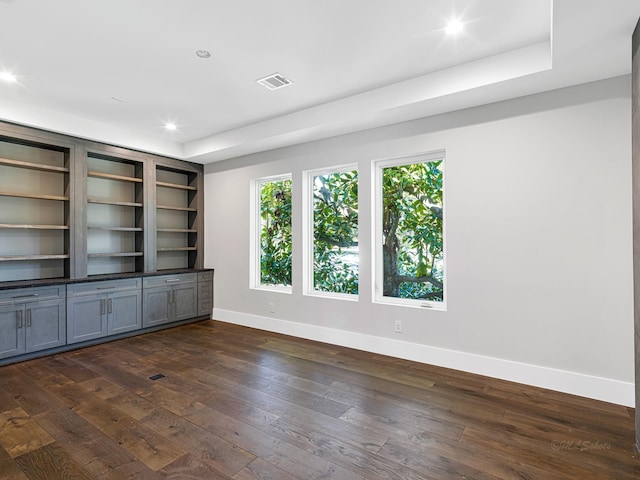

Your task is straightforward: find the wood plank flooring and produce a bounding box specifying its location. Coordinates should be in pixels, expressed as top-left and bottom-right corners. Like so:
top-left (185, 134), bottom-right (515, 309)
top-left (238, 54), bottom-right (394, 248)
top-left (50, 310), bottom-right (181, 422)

top-left (0, 320), bottom-right (637, 479)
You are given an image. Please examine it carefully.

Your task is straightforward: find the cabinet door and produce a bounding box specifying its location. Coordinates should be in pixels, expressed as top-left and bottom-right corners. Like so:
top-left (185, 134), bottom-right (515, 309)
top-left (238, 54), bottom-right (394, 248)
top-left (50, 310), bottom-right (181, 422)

top-left (143, 286), bottom-right (171, 327)
top-left (0, 305), bottom-right (24, 359)
top-left (25, 299), bottom-right (66, 353)
top-left (108, 290), bottom-right (142, 335)
top-left (67, 295), bottom-right (107, 344)
top-left (174, 283), bottom-right (198, 321)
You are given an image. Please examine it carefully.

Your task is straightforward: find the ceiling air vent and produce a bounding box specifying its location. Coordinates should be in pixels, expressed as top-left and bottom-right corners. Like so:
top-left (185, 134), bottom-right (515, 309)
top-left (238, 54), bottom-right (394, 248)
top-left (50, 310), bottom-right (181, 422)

top-left (256, 73), bottom-right (293, 91)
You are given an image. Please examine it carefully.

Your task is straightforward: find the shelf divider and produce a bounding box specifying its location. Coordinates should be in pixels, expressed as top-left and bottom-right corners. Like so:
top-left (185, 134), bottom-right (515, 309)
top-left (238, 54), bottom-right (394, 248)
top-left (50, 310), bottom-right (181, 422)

top-left (156, 181), bottom-right (197, 191)
top-left (88, 252), bottom-right (144, 258)
top-left (0, 191), bottom-right (69, 201)
top-left (87, 226), bottom-right (143, 232)
top-left (156, 204), bottom-right (197, 212)
top-left (0, 254), bottom-right (70, 261)
top-left (0, 224), bottom-right (69, 230)
top-left (87, 198), bottom-right (143, 208)
top-left (88, 170), bottom-right (142, 183)
top-left (0, 157), bottom-right (69, 173)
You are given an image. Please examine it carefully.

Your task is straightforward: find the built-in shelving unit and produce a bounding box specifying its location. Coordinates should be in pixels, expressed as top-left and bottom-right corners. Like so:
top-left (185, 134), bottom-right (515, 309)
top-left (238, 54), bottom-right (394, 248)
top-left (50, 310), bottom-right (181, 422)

top-left (156, 166), bottom-right (199, 270)
top-left (0, 122), bottom-right (204, 282)
top-left (86, 153), bottom-right (144, 276)
top-left (0, 122), bottom-right (210, 366)
top-left (0, 137), bottom-right (71, 282)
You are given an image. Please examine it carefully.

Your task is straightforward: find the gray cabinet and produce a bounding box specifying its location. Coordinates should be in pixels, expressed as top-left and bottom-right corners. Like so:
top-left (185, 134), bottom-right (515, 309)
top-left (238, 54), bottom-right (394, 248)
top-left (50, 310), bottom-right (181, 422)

top-left (0, 286), bottom-right (66, 359)
top-left (0, 269), bottom-right (211, 364)
top-left (198, 270), bottom-right (213, 317)
top-left (108, 290), bottom-right (143, 334)
top-left (0, 304), bottom-right (23, 358)
top-left (143, 273), bottom-right (197, 327)
top-left (67, 278), bottom-right (141, 344)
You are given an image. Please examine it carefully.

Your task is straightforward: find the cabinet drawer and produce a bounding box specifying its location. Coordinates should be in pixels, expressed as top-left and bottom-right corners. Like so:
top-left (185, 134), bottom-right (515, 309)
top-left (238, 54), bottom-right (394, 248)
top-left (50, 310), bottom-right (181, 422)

top-left (198, 298), bottom-right (212, 317)
top-left (198, 271), bottom-right (213, 283)
top-left (198, 282), bottom-right (212, 299)
top-left (67, 278), bottom-right (141, 297)
top-left (0, 285), bottom-right (66, 305)
top-left (143, 273), bottom-right (197, 288)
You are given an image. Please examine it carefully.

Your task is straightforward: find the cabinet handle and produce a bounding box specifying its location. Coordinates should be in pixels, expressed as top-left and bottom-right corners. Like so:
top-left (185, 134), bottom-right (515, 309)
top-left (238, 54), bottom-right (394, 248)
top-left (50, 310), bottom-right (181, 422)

top-left (107, 298), bottom-right (112, 314)
top-left (100, 298), bottom-right (105, 315)
top-left (16, 310), bottom-right (23, 329)
top-left (97, 286), bottom-right (115, 290)
top-left (165, 279), bottom-right (180, 283)
top-left (167, 291), bottom-right (171, 305)
top-left (26, 309), bottom-right (31, 327)
top-left (12, 294), bottom-right (38, 300)
top-left (172, 290), bottom-right (176, 304)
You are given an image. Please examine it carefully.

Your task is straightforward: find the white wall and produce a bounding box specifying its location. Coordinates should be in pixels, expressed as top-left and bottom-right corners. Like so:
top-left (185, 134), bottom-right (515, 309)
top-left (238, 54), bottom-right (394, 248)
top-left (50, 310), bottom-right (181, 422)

top-left (204, 76), bottom-right (634, 406)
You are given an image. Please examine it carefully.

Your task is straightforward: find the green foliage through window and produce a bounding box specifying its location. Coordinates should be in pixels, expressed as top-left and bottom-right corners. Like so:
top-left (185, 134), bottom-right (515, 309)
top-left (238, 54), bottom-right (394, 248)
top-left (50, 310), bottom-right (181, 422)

top-left (381, 159), bottom-right (444, 301)
top-left (259, 178), bottom-right (292, 287)
top-left (312, 169), bottom-right (358, 294)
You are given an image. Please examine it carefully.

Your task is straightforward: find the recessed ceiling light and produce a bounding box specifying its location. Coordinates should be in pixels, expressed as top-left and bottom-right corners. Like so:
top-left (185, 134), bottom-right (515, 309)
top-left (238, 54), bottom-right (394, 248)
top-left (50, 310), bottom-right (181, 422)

top-left (164, 122), bottom-right (177, 131)
top-left (195, 50), bottom-right (211, 59)
top-left (445, 20), bottom-right (464, 35)
top-left (0, 71), bottom-right (17, 83)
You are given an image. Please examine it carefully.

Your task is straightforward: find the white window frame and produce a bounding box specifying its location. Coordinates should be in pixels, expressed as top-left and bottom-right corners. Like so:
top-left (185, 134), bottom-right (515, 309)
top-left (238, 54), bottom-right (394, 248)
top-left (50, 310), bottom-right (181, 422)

top-left (250, 173), bottom-right (293, 293)
top-left (303, 164), bottom-right (359, 300)
top-left (373, 151), bottom-right (446, 310)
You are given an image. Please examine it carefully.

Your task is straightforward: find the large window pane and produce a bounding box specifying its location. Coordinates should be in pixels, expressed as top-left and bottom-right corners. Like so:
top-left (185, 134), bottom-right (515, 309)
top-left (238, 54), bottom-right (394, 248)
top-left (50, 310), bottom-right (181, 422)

top-left (378, 155), bottom-right (444, 304)
top-left (312, 169), bottom-right (358, 295)
top-left (259, 177), bottom-right (292, 288)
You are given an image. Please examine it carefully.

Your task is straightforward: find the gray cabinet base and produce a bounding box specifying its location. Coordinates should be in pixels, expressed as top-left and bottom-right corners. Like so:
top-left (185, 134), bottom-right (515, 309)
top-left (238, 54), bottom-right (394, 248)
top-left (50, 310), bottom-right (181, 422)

top-left (0, 314), bottom-right (211, 367)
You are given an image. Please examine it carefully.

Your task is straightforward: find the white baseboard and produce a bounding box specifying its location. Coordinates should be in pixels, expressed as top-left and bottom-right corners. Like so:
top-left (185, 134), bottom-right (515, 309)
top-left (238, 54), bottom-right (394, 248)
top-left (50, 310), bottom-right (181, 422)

top-left (213, 308), bottom-right (635, 407)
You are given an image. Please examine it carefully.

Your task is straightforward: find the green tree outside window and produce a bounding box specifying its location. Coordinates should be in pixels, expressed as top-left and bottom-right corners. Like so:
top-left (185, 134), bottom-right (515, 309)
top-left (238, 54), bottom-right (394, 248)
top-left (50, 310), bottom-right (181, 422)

top-left (312, 169), bottom-right (358, 294)
top-left (259, 178), bottom-right (292, 287)
top-left (381, 159), bottom-right (444, 301)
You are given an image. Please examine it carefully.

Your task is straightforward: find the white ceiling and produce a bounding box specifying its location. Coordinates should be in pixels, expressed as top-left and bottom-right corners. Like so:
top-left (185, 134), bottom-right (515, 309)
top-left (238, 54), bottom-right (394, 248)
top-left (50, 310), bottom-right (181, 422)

top-left (0, 0), bottom-right (638, 163)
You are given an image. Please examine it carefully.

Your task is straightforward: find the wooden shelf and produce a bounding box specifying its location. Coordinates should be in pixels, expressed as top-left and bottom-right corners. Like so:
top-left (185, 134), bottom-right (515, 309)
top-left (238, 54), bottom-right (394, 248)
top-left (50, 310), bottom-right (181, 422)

top-left (156, 181), bottom-right (196, 191)
top-left (156, 204), bottom-right (197, 212)
top-left (157, 247), bottom-right (197, 252)
top-left (0, 224), bottom-right (69, 230)
top-left (88, 252), bottom-right (144, 258)
top-left (88, 198), bottom-right (143, 208)
top-left (88, 171), bottom-right (142, 183)
top-left (157, 228), bottom-right (197, 233)
top-left (0, 191), bottom-right (69, 201)
top-left (88, 226), bottom-right (143, 232)
top-left (0, 254), bottom-right (70, 261)
top-left (0, 157), bottom-right (69, 173)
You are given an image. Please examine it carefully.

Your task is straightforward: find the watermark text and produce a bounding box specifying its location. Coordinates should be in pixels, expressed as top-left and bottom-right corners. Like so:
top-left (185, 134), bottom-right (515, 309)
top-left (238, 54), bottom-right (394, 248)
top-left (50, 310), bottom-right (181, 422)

top-left (551, 440), bottom-right (611, 452)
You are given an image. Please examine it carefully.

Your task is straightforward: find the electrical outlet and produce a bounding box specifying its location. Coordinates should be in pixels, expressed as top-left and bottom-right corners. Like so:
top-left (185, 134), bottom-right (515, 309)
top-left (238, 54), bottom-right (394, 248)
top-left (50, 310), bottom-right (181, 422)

top-left (394, 320), bottom-right (402, 333)
top-left (268, 302), bottom-right (275, 313)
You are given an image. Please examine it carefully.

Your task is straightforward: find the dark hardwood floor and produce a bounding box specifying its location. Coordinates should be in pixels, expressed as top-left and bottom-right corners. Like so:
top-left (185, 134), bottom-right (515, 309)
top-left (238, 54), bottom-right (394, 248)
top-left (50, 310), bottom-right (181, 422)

top-left (0, 320), bottom-right (637, 479)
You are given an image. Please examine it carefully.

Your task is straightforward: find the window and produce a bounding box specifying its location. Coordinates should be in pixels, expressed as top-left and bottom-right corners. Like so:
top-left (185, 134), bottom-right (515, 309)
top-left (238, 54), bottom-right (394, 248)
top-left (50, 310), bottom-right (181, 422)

top-left (374, 152), bottom-right (445, 307)
top-left (304, 166), bottom-right (358, 296)
top-left (252, 175), bottom-right (292, 290)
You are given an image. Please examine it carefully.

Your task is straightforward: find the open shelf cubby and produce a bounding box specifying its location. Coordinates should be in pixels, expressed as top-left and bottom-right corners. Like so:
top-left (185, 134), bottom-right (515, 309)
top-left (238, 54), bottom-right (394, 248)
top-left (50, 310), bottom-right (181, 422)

top-left (0, 137), bottom-right (71, 282)
top-left (86, 153), bottom-right (144, 276)
top-left (156, 166), bottom-right (198, 270)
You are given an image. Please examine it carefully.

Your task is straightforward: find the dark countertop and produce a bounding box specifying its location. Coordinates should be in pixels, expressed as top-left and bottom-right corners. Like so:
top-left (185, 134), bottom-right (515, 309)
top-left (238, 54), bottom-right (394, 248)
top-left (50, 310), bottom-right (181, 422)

top-left (0, 268), bottom-right (213, 291)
